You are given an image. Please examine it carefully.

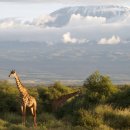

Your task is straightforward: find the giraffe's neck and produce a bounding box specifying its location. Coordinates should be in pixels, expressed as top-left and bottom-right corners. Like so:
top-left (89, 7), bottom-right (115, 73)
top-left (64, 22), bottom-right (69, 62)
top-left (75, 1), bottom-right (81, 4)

top-left (59, 91), bottom-right (79, 101)
top-left (14, 74), bottom-right (28, 96)
top-left (64, 91), bottom-right (79, 100)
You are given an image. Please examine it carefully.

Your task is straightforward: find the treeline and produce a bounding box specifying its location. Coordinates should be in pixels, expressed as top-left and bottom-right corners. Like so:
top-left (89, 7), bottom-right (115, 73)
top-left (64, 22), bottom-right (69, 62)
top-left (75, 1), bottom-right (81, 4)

top-left (0, 71), bottom-right (130, 130)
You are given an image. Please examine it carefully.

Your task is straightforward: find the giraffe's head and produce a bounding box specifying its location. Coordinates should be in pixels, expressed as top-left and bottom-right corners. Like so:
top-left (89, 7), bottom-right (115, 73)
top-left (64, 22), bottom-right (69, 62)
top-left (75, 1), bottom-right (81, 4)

top-left (9, 70), bottom-right (16, 78)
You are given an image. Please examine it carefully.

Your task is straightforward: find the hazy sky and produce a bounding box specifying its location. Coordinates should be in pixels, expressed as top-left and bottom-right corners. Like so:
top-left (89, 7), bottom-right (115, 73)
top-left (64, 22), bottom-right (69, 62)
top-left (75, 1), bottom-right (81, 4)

top-left (0, 2), bottom-right (65, 20)
top-left (0, 0), bottom-right (129, 19)
top-left (0, 0), bottom-right (130, 83)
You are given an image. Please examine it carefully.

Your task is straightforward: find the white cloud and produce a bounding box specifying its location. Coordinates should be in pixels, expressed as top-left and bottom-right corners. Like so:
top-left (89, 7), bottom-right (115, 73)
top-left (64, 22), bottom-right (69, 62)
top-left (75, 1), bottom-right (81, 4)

top-left (0, 14), bottom-right (56, 29)
top-left (67, 14), bottom-right (106, 27)
top-left (63, 32), bottom-right (77, 44)
top-left (0, 21), bottom-right (14, 29)
top-left (32, 15), bottom-right (56, 27)
top-left (98, 35), bottom-right (121, 45)
top-left (62, 32), bottom-right (87, 44)
top-left (0, 18), bottom-right (21, 29)
top-left (0, 18), bottom-right (34, 29)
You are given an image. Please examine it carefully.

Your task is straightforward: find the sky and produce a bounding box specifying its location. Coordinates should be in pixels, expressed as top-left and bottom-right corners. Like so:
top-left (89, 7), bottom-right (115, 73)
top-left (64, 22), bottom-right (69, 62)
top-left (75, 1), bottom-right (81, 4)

top-left (0, 2), bottom-right (64, 20)
top-left (0, 0), bottom-right (130, 83)
top-left (0, 0), bottom-right (129, 42)
top-left (0, 0), bottom-right (129, 19)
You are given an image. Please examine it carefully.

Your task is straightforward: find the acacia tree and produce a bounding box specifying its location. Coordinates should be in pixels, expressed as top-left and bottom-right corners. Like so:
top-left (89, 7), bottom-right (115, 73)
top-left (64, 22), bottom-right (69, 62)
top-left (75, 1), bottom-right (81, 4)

top-left (84, 71), bottom-right (117, 103)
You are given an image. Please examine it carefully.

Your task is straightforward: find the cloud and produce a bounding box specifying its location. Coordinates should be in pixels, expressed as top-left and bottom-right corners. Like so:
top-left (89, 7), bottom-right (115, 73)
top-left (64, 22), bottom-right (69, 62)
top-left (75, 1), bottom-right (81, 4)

top-left (63, 32), bottom-right (77, 44)
top-left (0, 18), bottom-right (36, 29)
top-left (0, 14), bottom-right (56, 29)
top-left (98, 35), bottom-right (121, 45)
top-left (0, 5), bottom-right (129, 43)
top-left (62, 32), bottom-right (87, 44)
top-left (0, 18), bottom-right (22, 29)
top-left (32, 15), bottom-right (56, 27)
top-left (67, 14), bottom-right (106, 27)
top-left (0, 14), bottom-right (106, 29)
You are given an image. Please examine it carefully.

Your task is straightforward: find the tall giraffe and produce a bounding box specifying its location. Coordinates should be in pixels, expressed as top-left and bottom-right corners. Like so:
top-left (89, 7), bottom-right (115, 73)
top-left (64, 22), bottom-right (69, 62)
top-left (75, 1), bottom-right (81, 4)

top-left (52, 91), bottom-right (80, 111)
top-left (9, 70), bottom-right (37, 127)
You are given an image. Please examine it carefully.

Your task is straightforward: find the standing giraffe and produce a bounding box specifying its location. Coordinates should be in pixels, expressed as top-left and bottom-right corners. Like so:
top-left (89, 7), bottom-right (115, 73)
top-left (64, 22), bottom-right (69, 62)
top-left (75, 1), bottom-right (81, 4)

top-left (9, 70), bottom-right (37, 127)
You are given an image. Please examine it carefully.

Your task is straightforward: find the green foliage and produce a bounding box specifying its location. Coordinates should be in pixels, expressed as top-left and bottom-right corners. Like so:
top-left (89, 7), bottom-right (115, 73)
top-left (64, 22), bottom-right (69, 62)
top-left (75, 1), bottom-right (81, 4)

top-left (56, 93), bottom-right (85, 118)
top-left (38, 81), bottom-right (76, 112)
top-left (0, 81), bottom-right (20, 112)
top-left (74, 108), bottom-right (100, 129)
top-left (8, 124), bottom-right (26, 130)
top-left (108, 86), bottom-right (130, 108)
top-left (95, 105), bottom-right (130, 130)
top-left (0, 78), bottom-right (130, 130)
top-left (84, 71), bottom-right (117, 103)
top-left (0, 113), bottom-right (21, 124)
top-left (104, 111), bottom-right (130, 129)
top-left (0, 119), bottom-right (8, 130)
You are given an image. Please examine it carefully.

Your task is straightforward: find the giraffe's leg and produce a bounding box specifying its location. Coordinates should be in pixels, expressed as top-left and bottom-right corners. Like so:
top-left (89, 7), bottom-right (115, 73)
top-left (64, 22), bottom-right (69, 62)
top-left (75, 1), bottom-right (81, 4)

top-left (21, 105), bottom-right (26, 126)
top-left (30, 106), bottom-right (37, 127)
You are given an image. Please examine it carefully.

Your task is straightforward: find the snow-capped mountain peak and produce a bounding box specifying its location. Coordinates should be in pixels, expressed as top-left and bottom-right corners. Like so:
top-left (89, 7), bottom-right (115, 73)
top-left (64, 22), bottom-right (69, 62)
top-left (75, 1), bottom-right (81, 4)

top-left (45, 5), bottom-right (130, 27)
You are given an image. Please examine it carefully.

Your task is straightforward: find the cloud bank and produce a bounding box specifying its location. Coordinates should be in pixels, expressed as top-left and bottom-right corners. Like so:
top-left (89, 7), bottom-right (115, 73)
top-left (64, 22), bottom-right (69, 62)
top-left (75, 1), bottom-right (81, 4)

top-left (98, 35), bottom-right (121, 45)
top-left (70, 14), bottom-right (106, 24)
top-left (0, 18), bottom-right (23, 29)
top-left (68, 14), bottom-right (106, 27)
top-left (0, 15), bottom-right (56, 29)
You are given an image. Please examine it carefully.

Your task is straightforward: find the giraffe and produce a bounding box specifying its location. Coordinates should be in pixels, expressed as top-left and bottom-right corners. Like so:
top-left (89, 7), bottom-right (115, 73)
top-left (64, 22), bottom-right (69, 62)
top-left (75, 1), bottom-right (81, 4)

top-left (9, 70), bottom-right (37, 127)
top-left (52, 91), bottom-right (80, 111)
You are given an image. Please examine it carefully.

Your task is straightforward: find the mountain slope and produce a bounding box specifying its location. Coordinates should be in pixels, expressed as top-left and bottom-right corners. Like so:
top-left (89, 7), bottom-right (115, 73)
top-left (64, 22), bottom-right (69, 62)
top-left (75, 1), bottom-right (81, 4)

top-left (47, 5), bottom-right (130, 27)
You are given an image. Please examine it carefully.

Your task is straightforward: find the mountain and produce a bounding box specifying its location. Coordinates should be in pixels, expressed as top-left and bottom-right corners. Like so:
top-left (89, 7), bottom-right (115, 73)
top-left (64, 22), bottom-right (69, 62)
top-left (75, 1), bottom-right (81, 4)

top-left (47, 5), bottom-right (130, 27)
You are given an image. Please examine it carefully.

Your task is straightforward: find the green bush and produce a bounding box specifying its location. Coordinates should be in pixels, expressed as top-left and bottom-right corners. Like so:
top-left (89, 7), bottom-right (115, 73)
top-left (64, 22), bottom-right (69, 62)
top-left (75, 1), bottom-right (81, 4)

top-left (8, 124), bottom-right (26, 130)
top-left (84, 71), bottom-right (118, 104)
top-left (0, 113), bottom-right (21, 124)
top-left (0, 81), bottom-right (20, 112)
top-left (37, 82), bottom-right (76, 112)
top-left (108, 86), bottom-right (130, 108)
top-left (104, 111), bottom-right (130, 129)
top-left (0, 119), bottom-right (8, 130)
top-left (95, 105), bottom-right (130, 129)
top-left (74, 108), bottom-right (100, 129)
top-left (1, 80), bottom-right (130, 130)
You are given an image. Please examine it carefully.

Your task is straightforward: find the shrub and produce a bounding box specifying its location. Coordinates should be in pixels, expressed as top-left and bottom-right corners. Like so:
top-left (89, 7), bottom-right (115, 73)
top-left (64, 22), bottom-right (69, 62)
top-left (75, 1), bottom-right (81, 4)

top-left (1, 113), bottom-right (21, 124)
top-left (0, 119), bottom-right (8, 130)
top-left (37, 82), bottom-right (76, 112)
top-left (108, 86), bottom-right (130, 108)
top-left (84, 71), bottom-right (117, 104)
top-left (95, 105), bottom-right (130, 129)
top-left (8, 124), bottom-right (27, 130)
top-left (104, 111), bottom-right (130, 129)
top-left (74, 108), bottom-right (100, 129)
top-left (0, 81), bottom-right (20, 112)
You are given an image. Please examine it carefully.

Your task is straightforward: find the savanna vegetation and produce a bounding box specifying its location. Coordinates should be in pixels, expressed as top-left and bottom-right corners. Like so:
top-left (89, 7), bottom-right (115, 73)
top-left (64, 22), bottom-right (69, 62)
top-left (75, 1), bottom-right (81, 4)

top-left (0, 71), bottom-right (130, 130)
